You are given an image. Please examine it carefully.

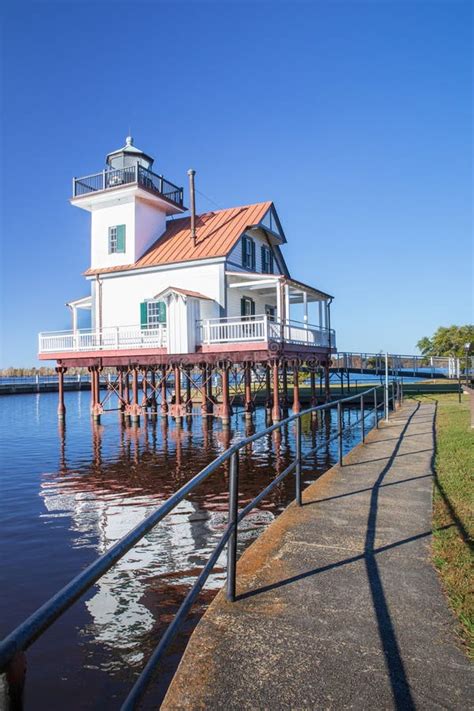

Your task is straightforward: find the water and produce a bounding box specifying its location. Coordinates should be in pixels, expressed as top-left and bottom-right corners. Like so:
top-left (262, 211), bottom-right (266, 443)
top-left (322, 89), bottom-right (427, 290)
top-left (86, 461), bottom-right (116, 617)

top-left (1, 391), bottom-right (373, 709)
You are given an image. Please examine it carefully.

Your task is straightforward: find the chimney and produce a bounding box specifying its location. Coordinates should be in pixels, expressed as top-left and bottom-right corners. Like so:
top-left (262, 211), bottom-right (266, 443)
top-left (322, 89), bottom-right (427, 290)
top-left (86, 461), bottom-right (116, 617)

top-left (187, 169), bottom-right (196, 246)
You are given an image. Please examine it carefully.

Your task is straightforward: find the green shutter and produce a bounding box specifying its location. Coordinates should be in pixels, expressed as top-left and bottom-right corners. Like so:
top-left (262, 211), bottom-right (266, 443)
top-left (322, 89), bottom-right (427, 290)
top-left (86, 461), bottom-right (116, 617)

top-left (251, 239), bottom-right (256, 270)
top-left (140, 302), bottom-right (148, 328)
top-left (241, 297), bottom-right (246, 316)
top-left (117, 224), bottom-right (126, 253)
top-left (261, 245), bottom-right (266, 272)
top-left (242, 236), bottom-right (247, 267)
top-left (269, 250), bottom-right (274, 273)
top-left (250, 299), bottom-right (256, 316)
top-left (157, 301), bottom-right (167, 323)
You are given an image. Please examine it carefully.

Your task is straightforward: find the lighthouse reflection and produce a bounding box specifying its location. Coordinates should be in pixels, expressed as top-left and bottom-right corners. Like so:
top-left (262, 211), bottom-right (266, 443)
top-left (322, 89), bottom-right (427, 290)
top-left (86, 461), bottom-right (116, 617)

top-left (41, 406), bottom-right (340, 673)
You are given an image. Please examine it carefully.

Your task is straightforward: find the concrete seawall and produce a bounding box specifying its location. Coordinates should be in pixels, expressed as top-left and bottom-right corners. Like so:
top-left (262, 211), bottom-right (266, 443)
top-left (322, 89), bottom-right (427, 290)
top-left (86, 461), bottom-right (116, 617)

top-left (162, 401), bottom-right (471, 710)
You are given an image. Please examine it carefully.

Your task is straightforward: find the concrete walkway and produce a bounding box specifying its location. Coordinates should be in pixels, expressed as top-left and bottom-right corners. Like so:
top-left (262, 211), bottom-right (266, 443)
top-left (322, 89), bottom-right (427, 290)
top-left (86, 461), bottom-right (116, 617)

top-left (163, 402), bottom-right (472, 710)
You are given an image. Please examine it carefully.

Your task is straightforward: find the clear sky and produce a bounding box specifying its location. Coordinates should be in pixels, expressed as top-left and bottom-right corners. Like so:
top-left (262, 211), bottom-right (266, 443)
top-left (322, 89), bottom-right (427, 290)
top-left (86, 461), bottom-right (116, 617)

top-left (1, 0), bottom-right (472, 367)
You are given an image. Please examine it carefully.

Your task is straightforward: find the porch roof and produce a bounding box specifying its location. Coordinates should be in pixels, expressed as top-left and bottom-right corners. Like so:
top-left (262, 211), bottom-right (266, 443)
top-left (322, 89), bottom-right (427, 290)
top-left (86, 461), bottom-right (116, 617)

top-left (66, 295), bottom-right (92, 309)
top-left (225, 271), bottom-right (333, 301)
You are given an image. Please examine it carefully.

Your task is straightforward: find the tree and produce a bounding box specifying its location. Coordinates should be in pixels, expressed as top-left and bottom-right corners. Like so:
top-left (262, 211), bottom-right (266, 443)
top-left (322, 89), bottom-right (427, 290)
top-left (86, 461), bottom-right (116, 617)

top-left (416, 325), bottom-right (474, 358)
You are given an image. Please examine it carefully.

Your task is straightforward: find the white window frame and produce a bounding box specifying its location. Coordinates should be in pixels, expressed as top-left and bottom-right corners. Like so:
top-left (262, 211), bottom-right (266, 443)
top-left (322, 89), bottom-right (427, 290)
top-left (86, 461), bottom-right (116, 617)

top-left (108, 226), bottom-right (118, 254)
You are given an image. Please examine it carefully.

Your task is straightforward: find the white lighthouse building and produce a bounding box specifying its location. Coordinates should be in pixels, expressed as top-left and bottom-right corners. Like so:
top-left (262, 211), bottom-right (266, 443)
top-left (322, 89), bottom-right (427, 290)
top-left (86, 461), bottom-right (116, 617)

top-left (39, 137), bottom-right (336, 422)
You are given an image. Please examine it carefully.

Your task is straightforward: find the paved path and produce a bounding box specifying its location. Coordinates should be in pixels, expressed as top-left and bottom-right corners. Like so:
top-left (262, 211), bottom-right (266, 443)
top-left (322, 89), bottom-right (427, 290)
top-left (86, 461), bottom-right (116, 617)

top-left (163, 402), bottom-right (472, 710)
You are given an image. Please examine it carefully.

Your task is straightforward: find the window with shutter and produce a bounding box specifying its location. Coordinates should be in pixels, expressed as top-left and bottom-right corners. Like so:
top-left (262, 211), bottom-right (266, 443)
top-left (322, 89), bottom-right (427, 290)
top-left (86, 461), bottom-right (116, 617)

top-left (109, 224), bottom-right (126, 254)
top-left (242, 235), bottom-right (256, 270)
top-left (146, 300), bottom-right (167, 326)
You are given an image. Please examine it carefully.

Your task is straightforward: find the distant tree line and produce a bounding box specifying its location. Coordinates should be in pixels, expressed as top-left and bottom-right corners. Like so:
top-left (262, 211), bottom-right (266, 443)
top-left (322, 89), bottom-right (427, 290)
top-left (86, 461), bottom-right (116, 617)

top-left (417, 325), bottom-right (473, 358)
top-left (0, 366), bottom-right (89, 377)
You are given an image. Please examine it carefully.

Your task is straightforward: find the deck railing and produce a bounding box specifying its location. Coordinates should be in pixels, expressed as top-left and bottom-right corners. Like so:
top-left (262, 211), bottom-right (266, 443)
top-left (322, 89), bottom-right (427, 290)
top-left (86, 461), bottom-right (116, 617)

top-left (0, 383), bottom-right (401, 709)
top-left (331, 352), bottom-right (463, 379)
top-left (72, 164), bottom-right (184, 207)
top-left (38, 325), bottom-right (167, 353)
top-left (198, 315), bottom-right (335, 348)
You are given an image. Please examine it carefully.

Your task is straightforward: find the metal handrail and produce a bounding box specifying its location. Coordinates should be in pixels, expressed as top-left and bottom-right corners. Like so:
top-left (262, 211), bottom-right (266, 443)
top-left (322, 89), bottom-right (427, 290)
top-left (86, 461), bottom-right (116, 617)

top-left (0, 383), bottom-right (401, 708)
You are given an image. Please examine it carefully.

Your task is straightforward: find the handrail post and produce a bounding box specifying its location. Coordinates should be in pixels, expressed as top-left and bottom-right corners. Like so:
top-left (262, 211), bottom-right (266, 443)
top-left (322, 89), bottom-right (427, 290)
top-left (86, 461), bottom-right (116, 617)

top-left (384, 352), bottom-right (389, 422)
top-left (374, 388), bottom-right (378, 429)
top-left (391, 381), bottom-right (395, 411)
top-left (226, 451), bottom-right (239, 602)
top-left (360, 394), bottom-right (365, 443)
top-left (337, 401), bottom-right (343, 466)
top-left (295, 417), bottom-right (302, 506)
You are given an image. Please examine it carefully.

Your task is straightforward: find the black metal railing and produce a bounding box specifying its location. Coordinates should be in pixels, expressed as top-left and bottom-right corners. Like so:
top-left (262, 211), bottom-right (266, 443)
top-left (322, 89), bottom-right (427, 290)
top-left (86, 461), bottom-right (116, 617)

top-left (72, 164), bottom-right (184, 207)
top-left (0, 382), bottom-right (402, 709)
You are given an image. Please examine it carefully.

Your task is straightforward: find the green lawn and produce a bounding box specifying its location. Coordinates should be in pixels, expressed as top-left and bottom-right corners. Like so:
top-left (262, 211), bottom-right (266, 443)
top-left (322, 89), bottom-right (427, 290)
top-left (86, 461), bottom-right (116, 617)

top-left (409, 393), bottom-right (473, 657)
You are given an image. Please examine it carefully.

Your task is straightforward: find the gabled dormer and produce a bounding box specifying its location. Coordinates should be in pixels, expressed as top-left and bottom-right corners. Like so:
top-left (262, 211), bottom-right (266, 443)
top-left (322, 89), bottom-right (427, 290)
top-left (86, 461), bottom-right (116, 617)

top-left (227, 204), bottom-right (289, 276)
top-left (71, 136), bottom-right (186, 271)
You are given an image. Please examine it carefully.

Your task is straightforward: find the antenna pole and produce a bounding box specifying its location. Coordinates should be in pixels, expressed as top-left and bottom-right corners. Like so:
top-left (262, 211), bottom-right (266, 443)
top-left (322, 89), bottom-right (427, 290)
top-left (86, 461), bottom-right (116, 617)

top-left (188, 169), bottom-right (196, 246)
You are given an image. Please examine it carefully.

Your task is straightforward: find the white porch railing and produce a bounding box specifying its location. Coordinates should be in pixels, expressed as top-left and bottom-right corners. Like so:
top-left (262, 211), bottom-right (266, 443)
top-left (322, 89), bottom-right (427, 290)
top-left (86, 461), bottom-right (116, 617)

top-left (38, 325), bottom-right (167, 353)
top-left (198, 315), bottom-right (335, 348)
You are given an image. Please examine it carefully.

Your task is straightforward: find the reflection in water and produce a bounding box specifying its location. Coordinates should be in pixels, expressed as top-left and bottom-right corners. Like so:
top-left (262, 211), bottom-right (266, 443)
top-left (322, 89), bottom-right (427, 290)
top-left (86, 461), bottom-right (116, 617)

top-left (2, 392), bottom-right (373, 708)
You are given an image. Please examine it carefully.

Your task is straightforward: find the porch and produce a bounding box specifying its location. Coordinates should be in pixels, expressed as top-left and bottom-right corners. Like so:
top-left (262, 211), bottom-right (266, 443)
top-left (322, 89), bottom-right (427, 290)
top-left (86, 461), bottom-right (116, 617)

top-left (38, 315), bottom-right (335, 357)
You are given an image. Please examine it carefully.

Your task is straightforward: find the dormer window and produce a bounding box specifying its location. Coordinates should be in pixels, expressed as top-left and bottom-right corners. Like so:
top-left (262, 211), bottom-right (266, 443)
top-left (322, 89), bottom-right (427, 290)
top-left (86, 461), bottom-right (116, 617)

top-left (109, 225), bottom-right (126, 254)
top-left (242, 235), bottom-right (256, 270)
top-left (261, 245), bottom-right (274, 274)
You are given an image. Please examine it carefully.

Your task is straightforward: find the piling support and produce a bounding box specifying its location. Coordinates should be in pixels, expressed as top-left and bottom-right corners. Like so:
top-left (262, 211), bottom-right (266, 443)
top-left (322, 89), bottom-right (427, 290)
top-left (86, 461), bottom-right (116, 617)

top-left (173, 364), bottom-right (182, 425)
top-left (150, 368), bottom-right (158, 415)
top-left (281, 361), bottom-right (289, 416)
top-left (142, 368), bottom-right (148, 413)
top-left (324, 361), bottom-right (331, 403)
top-left (117, 368), bottom-right (125, 413)
top-left (272, 360), bottom-right (281, 423)
top-left (265, 363), bottom-right (272, 416)
top-left (292, 363), bottom-right (301, 414)
top-left (185, 367), bottom-right (193, 414)
top-left (243, 362), bottom-right (254, 419)
top-left (160, 367), bottom-right (168, 417)
top-left (92, 368), bottom-right (102, 423)
top-left (220, 363), bottom-right (231, 427)
top-left (130, 367), bottom-right (140, 424)
top-left (56, 366), bottom-right (67, 419)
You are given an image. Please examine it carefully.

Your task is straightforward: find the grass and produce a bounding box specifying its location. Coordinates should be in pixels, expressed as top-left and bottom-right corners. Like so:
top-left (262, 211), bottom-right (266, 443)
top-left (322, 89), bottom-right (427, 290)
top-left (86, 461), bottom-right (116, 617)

top-left (408, 392), bottom-right (473, 657)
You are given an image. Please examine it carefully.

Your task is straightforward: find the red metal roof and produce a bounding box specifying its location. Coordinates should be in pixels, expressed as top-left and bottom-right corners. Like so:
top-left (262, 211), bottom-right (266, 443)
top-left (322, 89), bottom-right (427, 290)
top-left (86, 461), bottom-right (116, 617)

top-left (85, 201), bottom-right (272, 276)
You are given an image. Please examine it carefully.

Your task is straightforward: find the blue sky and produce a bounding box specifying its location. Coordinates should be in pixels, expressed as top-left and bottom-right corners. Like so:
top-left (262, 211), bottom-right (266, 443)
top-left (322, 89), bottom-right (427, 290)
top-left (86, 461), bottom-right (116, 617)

top-left (1, 0), bottom-right (472, 367)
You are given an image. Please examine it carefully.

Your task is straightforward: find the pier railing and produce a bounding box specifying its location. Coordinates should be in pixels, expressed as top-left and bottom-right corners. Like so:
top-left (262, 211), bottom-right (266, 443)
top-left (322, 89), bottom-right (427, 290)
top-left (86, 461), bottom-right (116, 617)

top-left (332, 352), bottom-right (462, 379)
top-left (0, 383), bottom-right (401, 710)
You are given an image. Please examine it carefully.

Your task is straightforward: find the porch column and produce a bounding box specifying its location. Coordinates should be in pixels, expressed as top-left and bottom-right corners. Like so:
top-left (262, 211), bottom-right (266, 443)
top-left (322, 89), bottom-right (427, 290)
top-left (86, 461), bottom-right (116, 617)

top-left (303, 291), bottom-right (308, 326)
top-left (160, 366), bottom-right (168, 416)
top-left (272, 360), bottom-right (281, 423)
top-left (292, 363), bottom-right (301, 414)
top-left (56, 366), bottom-right (66, 419)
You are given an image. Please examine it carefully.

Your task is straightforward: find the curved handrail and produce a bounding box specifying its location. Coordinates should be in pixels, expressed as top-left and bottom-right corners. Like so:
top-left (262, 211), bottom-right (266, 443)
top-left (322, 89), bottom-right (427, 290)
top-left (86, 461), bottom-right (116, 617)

top-left (0, 382), bottom-right (401, 708)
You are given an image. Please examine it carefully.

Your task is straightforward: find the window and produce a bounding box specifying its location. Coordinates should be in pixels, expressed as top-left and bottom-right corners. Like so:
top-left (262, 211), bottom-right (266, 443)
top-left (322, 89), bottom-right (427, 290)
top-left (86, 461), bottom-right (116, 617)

top-left (140, 300), bottom-right (166, 328)
top-left (241, 296), bottom-right (255, 319)
top-left (261, 245), bottom-right (274, 274)
top-left (109, 224), bottom-right (126, 254)
top-left (265, 304), bottom-right (276, 321)
top-left (147, 301), bottom-right (166, 326)
top-left (242, 235), bottom-right (256, 270)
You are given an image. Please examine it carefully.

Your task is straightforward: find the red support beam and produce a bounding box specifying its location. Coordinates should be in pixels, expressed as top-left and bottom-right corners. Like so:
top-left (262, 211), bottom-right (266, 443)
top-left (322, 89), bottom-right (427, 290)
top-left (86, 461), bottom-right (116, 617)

top-left (173, 364), bottom-right (182, 424)
top-left (220, 365), bottom-right (231, 426)
top-left (293, 363), bottom-right (301, 414)
top-left (56, 366), bottom-right (66, 419)
top-left (160, 366), bottom-right (168, 416)
top-left (272, 360), bottom-right (281, 423)
top-left (244, 362), bottom-right (254, 418)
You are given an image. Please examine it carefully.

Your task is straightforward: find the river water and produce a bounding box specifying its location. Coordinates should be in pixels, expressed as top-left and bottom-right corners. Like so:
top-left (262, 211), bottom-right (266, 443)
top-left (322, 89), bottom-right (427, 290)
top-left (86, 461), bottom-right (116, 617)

top-left (1, 390), bottom-right (375, 709)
